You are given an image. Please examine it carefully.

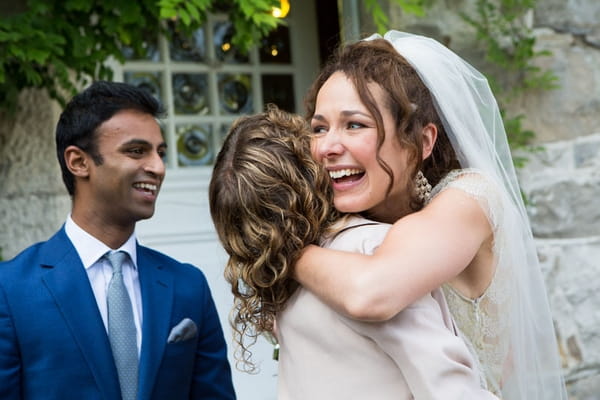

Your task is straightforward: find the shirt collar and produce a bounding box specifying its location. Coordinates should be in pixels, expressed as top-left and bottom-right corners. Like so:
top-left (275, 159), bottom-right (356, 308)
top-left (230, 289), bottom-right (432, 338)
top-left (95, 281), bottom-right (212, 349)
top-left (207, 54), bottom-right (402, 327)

top-left (64, 214), bottom-right (138, 270)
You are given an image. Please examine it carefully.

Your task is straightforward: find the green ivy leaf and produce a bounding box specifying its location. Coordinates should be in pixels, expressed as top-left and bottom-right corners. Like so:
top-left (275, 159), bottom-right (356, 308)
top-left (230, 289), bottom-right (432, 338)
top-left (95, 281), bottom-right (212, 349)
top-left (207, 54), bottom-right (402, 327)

top-left (185, 2), bottom-right (201, 21)
top-left (392, 0), bottom-right (426, 17)
top-left (179, 8), bottom-right (191, 26)
top-left (8, 44), bottom-right (24, 58)
top-left (27, 49), bottom-right (50, 64)
top-left (64, 0), bottom-right (91, 12)
top-left (159, 7), bottom-right (178, 19)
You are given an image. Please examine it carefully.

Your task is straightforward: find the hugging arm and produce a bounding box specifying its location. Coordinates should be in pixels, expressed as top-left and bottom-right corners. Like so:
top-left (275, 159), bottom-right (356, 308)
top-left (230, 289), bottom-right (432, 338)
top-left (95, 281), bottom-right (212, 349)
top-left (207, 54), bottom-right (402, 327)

top-left (295, 188), bottom-right (491, 321)
top-left (0, 283), bottom-right (21, 400)
top-left (348, 293), bottom-right (498, 399)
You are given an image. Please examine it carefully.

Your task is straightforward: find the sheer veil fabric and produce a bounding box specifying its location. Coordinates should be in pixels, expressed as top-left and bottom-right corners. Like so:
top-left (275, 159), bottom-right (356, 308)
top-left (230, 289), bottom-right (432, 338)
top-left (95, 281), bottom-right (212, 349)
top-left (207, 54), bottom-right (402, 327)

top-left (365, 31), bottom-right (567, 399)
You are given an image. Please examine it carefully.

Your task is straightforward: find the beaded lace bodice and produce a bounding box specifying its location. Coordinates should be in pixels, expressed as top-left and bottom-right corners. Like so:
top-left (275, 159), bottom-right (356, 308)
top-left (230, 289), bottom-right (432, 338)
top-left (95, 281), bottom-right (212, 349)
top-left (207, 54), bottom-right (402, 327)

top-left (429, 169), bottom-right (512, 396)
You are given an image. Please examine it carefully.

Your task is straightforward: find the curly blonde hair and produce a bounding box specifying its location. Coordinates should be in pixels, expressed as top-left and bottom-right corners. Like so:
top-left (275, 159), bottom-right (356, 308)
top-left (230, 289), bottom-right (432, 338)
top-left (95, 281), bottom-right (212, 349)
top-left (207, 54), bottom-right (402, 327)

top-left (209, 105), bottom-right (339, 372)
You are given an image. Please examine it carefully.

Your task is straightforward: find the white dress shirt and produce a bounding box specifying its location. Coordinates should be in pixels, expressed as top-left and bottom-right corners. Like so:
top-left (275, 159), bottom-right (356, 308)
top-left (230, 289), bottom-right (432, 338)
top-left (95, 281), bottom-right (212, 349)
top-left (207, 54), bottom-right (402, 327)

top-left (64, 215), bottom-right (143, 354)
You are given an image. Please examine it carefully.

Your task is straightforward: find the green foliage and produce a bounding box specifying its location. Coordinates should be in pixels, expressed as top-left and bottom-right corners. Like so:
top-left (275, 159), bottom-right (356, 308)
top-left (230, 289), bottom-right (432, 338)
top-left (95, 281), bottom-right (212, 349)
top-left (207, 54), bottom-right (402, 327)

top-left (365, 1), bottom-right (556, 160)
top-left (0, 0), bottom-right (281, 114)
top-left (461, 0), bottom-right (558, 95)
top-left (502, 113), bottom-right (543, 168)
top-left (228, 0), bottom-right (283, 51)
top-left (460, 0), bottom-right (558, 155)
top-left (365, 0), bottom-right (557, 160)
top-left (365, 0), bottom-right (426, 34)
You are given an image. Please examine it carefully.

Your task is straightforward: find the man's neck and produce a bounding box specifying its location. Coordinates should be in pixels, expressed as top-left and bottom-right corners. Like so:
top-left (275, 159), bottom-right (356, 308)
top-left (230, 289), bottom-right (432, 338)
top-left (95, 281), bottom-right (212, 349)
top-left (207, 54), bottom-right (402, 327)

top-left (70, 211), bottom-right (135, 250)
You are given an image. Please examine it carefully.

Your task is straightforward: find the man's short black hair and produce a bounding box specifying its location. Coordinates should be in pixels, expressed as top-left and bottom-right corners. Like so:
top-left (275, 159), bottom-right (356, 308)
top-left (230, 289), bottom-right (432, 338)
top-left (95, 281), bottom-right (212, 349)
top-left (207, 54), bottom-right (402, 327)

top-left (55, 81), bottom-right (165, 195)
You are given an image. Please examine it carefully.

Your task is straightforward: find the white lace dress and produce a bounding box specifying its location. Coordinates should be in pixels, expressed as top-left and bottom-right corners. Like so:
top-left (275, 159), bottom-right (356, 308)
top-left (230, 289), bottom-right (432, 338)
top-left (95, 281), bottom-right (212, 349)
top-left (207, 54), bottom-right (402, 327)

top-left (430, 169), bottom-right (513, 396)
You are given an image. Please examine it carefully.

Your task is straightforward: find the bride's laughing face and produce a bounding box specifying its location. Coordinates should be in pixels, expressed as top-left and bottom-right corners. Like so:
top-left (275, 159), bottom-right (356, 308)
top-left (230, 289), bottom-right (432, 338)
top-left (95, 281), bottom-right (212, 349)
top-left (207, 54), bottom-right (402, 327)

top-left (310, 71), bottom-right (413, 223)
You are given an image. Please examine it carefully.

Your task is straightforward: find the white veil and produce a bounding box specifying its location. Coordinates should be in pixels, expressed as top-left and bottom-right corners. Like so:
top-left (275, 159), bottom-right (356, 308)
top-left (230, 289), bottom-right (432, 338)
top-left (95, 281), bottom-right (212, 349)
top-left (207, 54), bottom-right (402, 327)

top-left (365, 31), bottom-right (567, 399)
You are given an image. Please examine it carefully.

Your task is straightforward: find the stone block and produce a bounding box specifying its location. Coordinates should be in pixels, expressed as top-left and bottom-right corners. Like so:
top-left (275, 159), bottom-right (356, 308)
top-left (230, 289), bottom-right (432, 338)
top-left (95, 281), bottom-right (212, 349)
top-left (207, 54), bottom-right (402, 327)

top-left (524, 170), bottom-right (600, 238)
top-left (574, 134), bottom-right (600, 168)
top-left (0, 193), bottom-right (70, 260)
top-left (505, 28), bottom-right (600, 143)
top-left (538, 237), bottom-right (600, 385)
top-left (534, 0), bottom-right (600, 40)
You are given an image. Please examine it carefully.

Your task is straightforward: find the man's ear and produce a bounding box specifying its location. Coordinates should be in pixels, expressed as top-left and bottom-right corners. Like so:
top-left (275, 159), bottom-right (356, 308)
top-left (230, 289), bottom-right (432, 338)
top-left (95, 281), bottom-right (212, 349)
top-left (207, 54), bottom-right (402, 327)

top-left (421, 123), bottom-right (438, 160)
top-left (64, 146), bottom-right (90, 178)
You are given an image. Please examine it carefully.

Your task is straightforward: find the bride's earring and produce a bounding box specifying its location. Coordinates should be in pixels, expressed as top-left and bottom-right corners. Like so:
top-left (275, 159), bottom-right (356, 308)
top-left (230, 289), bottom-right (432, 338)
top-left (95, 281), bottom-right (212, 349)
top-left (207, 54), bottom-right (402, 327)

top-left (414, 170), bottom-right (432, 202)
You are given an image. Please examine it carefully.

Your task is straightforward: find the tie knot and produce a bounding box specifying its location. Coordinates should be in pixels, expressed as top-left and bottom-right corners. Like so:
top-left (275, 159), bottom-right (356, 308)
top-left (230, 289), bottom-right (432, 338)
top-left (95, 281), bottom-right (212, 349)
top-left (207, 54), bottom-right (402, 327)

top-left (105, 251), bottom-right (128, 274)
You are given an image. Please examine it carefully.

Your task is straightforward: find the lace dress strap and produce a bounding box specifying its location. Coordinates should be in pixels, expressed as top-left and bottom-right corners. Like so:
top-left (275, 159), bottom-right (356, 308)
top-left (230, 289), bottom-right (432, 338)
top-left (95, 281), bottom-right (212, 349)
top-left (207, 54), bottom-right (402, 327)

top-left (430, 169), bottom-right (503, 233)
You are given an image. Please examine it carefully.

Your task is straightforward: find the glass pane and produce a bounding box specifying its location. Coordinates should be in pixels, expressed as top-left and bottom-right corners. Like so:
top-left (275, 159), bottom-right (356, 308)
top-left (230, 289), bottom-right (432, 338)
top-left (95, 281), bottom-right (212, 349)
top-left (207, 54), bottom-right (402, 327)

top-left (218, 123), bottom-right (232, 148)
top-left (124, 71), bottom-right (162, 102)
top-left (218, 74), bottom-right (252, 115)
top-left (214, 21), bottom-right (249, 64)
top-left (169, 25), bottom-right (206, 62)
top-left (121, 40), bottom-right (160, 61)
top-left (159, 124), bottom-right (170, 166)
top-left (262, 74), bottom-right (295, 112)
top-left (176, 124), bottom-right (214, 166)
top-left (259, 25), bottom-right (291, 64)
top-left (172, 73), bottom-right (210, 115)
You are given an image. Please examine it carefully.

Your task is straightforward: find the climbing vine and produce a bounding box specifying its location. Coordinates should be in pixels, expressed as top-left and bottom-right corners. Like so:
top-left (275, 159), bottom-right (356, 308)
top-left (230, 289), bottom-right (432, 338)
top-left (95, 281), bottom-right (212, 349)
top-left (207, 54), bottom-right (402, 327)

top-left (368, 0), bottom-right (557, 156)
top-left (461, 0), bottom-right (556, 160)
top-left (0, 0), bottom-right (281, 114)
top-left (365, 0), bottom-right (427, 30)
top-left (1, 0), bottom-right (557, 157)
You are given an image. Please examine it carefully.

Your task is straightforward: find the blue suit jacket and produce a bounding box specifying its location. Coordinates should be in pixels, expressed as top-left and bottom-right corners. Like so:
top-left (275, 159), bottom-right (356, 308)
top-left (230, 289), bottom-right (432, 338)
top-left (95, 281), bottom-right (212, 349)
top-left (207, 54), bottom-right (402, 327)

top-left (0, 227), bottom-right (235, 399)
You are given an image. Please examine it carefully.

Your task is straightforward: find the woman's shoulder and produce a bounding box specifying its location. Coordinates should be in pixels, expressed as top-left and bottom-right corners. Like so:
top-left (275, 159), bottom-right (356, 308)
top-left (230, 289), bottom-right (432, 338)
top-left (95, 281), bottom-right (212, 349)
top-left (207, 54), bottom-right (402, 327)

top-left (323, 215), bottom-right (391, 255)
top-left (428, 168), bottom-right (504, 230)
top-left (432, 169), bottom-right (501, 207)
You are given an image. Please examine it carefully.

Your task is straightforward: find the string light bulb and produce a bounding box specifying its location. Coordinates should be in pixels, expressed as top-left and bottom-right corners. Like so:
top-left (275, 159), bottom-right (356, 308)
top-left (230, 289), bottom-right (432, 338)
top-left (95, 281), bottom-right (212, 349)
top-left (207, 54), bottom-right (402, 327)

top-left (271, 0), bottom-right (290, 19)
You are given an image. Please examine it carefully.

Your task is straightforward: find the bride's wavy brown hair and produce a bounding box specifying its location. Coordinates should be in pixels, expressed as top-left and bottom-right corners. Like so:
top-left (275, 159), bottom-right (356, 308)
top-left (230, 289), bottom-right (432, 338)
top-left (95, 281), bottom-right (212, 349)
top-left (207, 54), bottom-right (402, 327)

top-left (209, 105), bottom-right (340, 372)
top-left (305, 38), bottom-right (461, 213)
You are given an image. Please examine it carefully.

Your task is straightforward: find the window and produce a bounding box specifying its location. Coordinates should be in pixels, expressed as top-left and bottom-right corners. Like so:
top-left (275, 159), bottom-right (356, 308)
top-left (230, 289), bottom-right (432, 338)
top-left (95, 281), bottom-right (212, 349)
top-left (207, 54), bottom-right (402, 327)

top-left (111, 8), bottom-right (317, 169)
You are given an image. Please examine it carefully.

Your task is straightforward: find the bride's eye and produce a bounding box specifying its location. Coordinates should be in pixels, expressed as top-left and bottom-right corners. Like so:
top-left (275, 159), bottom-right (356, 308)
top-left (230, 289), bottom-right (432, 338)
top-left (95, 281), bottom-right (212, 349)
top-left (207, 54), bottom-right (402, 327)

top-left (311, 125), bottom-right (327, 135)
top-left (348, 122), bottom-right (365, 129)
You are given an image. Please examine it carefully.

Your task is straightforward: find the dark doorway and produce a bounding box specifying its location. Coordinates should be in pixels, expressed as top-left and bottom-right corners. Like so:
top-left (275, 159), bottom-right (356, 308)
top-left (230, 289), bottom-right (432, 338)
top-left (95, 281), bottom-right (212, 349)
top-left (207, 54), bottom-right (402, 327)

top-left (315, 0), bottom-right (341, 66)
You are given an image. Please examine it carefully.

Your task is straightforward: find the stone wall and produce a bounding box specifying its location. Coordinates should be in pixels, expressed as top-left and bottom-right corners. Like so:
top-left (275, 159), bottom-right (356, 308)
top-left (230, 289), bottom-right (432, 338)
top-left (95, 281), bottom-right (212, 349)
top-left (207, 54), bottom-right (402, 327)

top-left (0, 89), bottom-right (70, 260)
top-left (387, 0), bottom-right (600, 144)
top-left (518, 133), bottom-right (600, 399)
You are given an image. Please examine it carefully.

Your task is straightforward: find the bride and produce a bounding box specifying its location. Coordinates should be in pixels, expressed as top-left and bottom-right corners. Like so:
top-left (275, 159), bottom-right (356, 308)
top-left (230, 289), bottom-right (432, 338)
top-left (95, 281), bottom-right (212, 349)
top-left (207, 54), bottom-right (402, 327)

top-left (295, 30), bottom-right (567, 399)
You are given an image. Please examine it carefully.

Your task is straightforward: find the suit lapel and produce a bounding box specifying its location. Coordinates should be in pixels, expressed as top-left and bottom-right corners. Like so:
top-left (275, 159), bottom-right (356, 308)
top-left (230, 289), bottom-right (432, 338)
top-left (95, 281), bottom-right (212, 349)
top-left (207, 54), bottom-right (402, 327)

top-left (137, 246), bottom-right (174, 400)
top-left (40, 229), bottom-right (121, 400)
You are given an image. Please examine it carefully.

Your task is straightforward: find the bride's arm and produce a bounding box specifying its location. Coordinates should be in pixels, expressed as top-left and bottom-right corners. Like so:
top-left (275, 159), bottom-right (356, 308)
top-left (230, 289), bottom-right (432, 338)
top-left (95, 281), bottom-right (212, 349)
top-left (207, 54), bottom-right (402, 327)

top-left (295, 188), bottom-right (492, 321)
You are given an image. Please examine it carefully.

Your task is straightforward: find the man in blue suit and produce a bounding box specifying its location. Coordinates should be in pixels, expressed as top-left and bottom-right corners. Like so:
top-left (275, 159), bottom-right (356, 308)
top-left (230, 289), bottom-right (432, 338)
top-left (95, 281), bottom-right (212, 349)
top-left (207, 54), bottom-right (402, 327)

top-left (0, 81), bottom-right (236, 399)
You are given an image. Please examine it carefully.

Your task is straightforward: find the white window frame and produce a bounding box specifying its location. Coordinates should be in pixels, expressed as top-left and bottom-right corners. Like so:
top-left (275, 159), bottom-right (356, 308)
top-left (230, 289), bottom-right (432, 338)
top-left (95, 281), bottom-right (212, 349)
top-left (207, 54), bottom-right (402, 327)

top-left (109, 2), bottom-right (320, 175)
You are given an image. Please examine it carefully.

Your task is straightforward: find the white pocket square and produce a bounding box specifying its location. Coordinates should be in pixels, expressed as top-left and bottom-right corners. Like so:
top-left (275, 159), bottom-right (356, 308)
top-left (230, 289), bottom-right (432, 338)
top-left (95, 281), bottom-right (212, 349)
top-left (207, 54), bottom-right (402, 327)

top-left (167, 318), bottom-right (198, 343)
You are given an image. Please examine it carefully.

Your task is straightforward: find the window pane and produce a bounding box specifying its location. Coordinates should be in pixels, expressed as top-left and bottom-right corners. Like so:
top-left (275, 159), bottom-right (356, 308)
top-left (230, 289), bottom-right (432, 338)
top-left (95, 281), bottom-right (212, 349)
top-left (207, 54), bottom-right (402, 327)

top-left (124, 71), bottom-right (163, 102)
top-left (172, 73), bottom-right (210, 115)
top-left (218, 123), bottom-right (231, 146)
top-left (218, 73), bottom-right (252, 115)
top-left (214, 21), bottom-right (249, 64)
top-left (262, 74), bottom-right (295, 112)
top-left (259, 26), bottom-right (291, 64)
top-left (121, 40), bottom-right (160, 61)
top-left (176, 124), bottom-right (214, 166)
top-left (169, 25), bottom-right (206, 62)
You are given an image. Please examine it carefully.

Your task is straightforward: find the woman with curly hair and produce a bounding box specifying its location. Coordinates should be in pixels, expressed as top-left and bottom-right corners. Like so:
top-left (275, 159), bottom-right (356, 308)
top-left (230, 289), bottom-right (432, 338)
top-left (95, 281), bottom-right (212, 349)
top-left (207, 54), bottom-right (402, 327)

top-left (208, 105), bottom-right (497, 399)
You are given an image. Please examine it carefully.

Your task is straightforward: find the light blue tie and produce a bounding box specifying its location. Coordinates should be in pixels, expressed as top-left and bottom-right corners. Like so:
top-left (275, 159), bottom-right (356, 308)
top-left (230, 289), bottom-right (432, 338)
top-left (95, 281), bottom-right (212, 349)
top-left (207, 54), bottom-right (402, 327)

top-left (106, 251), bottom-right (138, 400)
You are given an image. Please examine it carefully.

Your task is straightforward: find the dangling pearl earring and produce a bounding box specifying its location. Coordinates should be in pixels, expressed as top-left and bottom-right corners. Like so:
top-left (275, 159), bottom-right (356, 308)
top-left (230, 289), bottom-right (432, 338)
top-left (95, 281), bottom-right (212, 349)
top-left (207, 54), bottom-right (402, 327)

top-left (414, 170), bottom-right (432, 202)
